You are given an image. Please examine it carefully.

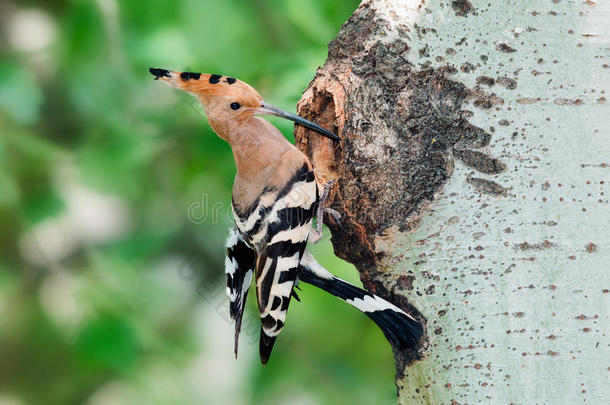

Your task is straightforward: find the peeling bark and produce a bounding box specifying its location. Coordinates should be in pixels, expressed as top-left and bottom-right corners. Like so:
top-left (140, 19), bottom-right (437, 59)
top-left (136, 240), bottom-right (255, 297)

top-left (296, 0), bottom-right (609, 403)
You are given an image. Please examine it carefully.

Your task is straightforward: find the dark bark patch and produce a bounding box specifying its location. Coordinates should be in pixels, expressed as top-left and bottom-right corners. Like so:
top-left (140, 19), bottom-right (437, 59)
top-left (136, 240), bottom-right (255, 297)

top-left (460, 62), bottom-right (476, 73)
top-left (476, 76), bottom-right (495, 87)
top-left (455, 149), bottom-right (506, 174)
top-left (466, 177), bottom-right (508, 196)
top-left (396, 275), bottom-right (415, 291)
top-left (472, 93), bottom-right (504, 109)
top-left (451, 0), bottom-right (474, 17)
top-left (497, 43), bottom-right (517, 53)
top-left (439, 65), bottom-right (458, 75)
top-left (585, 242), bottom-right (597, 253)
top-left (513, 240), bottom-right (556, 250)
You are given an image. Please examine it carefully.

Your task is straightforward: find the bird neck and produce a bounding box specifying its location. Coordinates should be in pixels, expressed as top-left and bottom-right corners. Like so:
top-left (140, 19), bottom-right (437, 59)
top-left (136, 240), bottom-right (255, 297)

top-left (229, 117), bottom-right (295, 210)
top-left (229, 117), bottom-right (292, 177)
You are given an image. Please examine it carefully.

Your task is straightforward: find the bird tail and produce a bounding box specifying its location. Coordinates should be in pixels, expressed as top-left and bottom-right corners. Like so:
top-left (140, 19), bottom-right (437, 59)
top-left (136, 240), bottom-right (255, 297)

top-left (298, 251), bottom-right (423, 349)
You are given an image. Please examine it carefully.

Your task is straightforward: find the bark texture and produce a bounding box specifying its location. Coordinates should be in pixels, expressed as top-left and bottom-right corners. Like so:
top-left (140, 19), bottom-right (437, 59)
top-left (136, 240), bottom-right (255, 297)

top-left (296, 0), bottom-right (609, 403)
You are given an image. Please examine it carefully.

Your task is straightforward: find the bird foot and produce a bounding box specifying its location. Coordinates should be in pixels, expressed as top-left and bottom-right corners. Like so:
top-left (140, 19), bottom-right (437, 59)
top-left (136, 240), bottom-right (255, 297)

top-left (310, 180), bottom-right (341, 244)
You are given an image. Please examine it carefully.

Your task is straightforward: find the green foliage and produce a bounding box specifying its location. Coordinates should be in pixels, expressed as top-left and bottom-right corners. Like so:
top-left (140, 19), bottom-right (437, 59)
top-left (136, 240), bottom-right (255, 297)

top-left (0, 62), bottom-right (43, 125)
top-left (75, 314), bottom-right (139, 373)
top-left (0, 1), bottom-right (399, 404)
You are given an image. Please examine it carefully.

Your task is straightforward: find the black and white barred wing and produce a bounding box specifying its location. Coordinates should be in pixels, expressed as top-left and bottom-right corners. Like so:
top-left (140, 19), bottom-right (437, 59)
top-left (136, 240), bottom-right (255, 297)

top-left (255, 165), bottom-right (317, 364)
top-left (225, 227), bottom-right (256, 357)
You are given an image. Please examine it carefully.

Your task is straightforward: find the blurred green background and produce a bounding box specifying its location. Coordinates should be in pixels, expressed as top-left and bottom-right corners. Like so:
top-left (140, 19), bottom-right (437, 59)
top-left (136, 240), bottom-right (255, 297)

top-left (0, 1), bottom-right (398, 404)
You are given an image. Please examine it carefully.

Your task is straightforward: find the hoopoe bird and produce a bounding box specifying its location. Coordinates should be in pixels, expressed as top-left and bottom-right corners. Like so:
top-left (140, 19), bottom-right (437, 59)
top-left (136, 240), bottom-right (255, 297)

top-left (150, 68), bottom-right (423, 364)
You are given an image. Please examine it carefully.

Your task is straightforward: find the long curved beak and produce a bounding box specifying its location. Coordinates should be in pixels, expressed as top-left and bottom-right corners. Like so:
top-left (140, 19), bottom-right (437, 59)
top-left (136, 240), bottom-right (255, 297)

top-left (257, 102), bottom-right (339, 142)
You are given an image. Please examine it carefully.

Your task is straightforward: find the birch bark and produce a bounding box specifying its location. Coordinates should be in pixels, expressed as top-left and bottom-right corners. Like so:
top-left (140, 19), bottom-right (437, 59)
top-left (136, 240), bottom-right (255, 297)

top-left (295, 1), bottom-right (609, 403)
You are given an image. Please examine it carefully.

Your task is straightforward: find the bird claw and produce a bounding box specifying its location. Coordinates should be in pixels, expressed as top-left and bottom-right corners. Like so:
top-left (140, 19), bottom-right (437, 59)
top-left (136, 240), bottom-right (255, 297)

top-left (312, 180), bottom-right (341, 242)
top-left (323, 207), bottom-right (342, 227)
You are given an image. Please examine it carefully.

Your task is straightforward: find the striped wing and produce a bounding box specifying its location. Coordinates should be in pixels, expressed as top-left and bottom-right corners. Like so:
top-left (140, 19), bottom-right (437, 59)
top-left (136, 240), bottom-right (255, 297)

top-left (225, 227), bottom-right (256, 357)
top-left (254, 164), bottom-right (318, 364)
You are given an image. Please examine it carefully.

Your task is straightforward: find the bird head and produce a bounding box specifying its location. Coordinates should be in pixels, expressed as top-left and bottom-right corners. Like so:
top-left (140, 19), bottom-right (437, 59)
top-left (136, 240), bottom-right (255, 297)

top-left (149, 68), bottom-right (339, 142)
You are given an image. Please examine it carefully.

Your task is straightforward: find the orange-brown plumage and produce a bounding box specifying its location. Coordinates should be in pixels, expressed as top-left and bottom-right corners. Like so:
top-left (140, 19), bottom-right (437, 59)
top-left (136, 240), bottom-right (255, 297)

top-left (150, 68), bottom-right (263, 141)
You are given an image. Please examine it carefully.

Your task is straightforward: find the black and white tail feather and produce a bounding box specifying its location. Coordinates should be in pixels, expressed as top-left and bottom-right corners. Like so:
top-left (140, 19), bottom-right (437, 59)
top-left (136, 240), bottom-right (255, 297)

top-left (298, 251), bottom-right (423, 349)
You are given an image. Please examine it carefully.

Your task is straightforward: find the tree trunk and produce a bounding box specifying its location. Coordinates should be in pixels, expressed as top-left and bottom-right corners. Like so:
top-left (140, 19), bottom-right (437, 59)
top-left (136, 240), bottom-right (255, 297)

top-left (295, 0), bottom-right (609, 403)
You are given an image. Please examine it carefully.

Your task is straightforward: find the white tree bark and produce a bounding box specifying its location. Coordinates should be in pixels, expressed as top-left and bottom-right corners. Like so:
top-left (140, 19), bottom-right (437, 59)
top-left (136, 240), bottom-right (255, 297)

top-left (296, 0), bottom-right (609, 403)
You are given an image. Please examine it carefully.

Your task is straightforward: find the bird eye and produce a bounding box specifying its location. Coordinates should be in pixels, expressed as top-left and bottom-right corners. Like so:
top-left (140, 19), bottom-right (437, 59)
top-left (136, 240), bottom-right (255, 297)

top-left (230, 102), bottom-right (241, 110)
